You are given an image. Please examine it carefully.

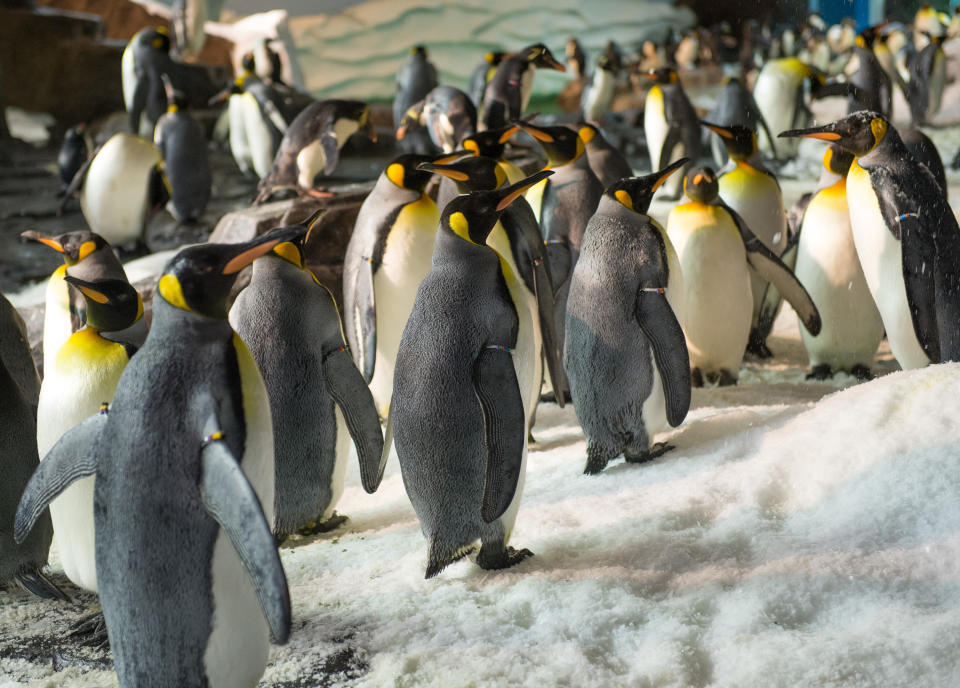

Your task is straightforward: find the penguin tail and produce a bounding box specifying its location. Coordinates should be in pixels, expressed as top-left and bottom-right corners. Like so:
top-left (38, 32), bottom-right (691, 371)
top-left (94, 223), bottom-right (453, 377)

top-left (425, 541), bottom-right (476, 579)
top-left (15, 566), bottom-right (70, 602)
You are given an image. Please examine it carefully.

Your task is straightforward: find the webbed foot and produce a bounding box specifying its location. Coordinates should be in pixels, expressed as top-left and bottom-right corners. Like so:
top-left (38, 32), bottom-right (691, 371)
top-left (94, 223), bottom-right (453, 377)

top-left (297, 512), bottom-right (349, 536)
top-left (691, 367), bottom-right (704, 388)
top-left (68, 608), bottom-right (109, 650)
top-left (806, 364), bottom-right (833, 380)
top-left (477, 545), bottom-right (533, 571)
top-left (717, 368), bottom-right (738, 386)
top-left (15, 567), bottom-right (69, 601)
top-left (850, 364), bottom-right (873, 381)
top-left (624, 442), bottom-right (674, 463)
top-left (746, 330), bottom-right (773, 359)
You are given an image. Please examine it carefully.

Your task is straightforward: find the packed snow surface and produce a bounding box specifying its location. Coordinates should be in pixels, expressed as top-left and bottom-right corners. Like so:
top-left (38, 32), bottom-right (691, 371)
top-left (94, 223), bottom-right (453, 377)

top-left (2, 309), bottom-right (959, 687)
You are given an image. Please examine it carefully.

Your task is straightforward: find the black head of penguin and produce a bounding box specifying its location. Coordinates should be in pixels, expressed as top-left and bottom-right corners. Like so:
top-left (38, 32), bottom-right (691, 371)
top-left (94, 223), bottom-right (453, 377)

top-left (822, 144), bottom-right (855, 176)
top-left (682, 166), bottom-right (720, 203)
top-left (701, 121), bottom-right (757, 160)
top-left (517, 122), bottom-right (585, 167)
top-left (441, 170), bottom-right (554, 245)
top-left (157, 227), bottom-right (306, 319)
top-left (21, 229), bottom-right (110, 266)
top-left (417, 155), bottom-right (507, 193)
top-left (384, 152), bottom-right (465, 191)
top-left (779, 110), bottom-right (888, 157)
top-left (645, 67), bottom-right (679, 85)
top-left (460, 125), bottom-right (518, 159)
top-left (63, 276), bottom-right (143, 332)
top-left (519, 44), bottom-right (567, 73)
top-left (606, 157), bottom-right (690, 214)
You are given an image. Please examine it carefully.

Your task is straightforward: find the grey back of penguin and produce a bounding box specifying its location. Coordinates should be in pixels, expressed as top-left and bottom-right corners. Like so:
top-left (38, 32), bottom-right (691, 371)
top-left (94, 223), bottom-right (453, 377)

top-left (0, 291), bottom-right (40, 406)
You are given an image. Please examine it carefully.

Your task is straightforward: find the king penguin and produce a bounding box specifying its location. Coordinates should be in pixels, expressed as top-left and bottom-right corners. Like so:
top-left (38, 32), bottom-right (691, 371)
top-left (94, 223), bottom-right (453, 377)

top-left (847, 27), bottom-right (892, 118)
top-left (122, 26), bottom-right (174, 138)
top-left (780, 111), bottom-right (960, 369)
top-left (907, 32), bottom-right (947, 125)
top-left (702, 121), bottom-right (789, 358)
top-left (36, 274), bottom-right (142, 593)
top-left (229, 224), bottom-right (384, 540)
top-left (481, 43), bottom-right (566, 130)
top-left (791, 145), bottom-right (884, 380)
top-left (417, 156), bottom-right (566, 420)
top-left (468, 51), bottom-right (505, 108)
top-left (392, 172), bottom-right (551, 578)
top-left (0, 290), bottom-right (64, 600)
top-left (394, 46), bottom-right (438, 154)
top-left (703, 77), bottom-right (778, 168)
top-left (343, 152), bottom-right (456, 418)
top-left (643, 67), bottom-right (700, 199)
top-left (396, 86), bottom-right (477, 154)
top-left (57, 124), bottom-right (88, 196)
top-left (510, 121), bottom-right (603, 401)
top-left (666, 166), bottom-right (821, 385)
top-left (434, 123), bottom-right (525, 213)
top-left (21, 229), bottom-right (132, 376)
top-left (575, 122), bottom-right (634, 190)
top-left (15, 228), bottom-right (299, 687)
top-left (565, 160), bottom-right (691, 474)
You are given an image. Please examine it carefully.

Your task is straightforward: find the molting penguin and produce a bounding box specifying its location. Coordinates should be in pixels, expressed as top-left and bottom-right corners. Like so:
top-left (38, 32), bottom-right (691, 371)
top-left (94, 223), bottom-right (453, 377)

top-left (482, 43), bottom-right (566, 130)
top-left (15, 229), bottom-right (300, 687)
top-left (642, 67), bottom-right (700, 199)
top-left (392, 173), bottom-right (550, 578)
top-left (21, 229), bottom-right (132, 376)
top-left (791, 145), bottom-right (883, 380)
top-left (394, 45), bottom-right (438, 154)
top-left (229, 225), bottom-right (384, 539)
top-left (154, 74), bottom-right (211, 223)
top-left (397, 86), bottom-right (476, 154)
top-left (61, 133), bottom-right (170, 250)
top-left (666, 166), bottom-right (821, 385)
top-left (565, 161), bottom-right (691, 474)
top-left (342, 152), bottom-right (455, 418)
top-left (511, 121), bottom-right (603, 400)
top-left (36, 275), bottom-right (142, 593)
top-left (781, 111), bottom-right (960, 369)
top-left (256, 99), bottom-right (375, 202)
top-left (0, 290), bottom-right (63, 600)
top-left (418, 156), bottom-right (567, 419)
top-left (703, 121), bottom-right (789, 358)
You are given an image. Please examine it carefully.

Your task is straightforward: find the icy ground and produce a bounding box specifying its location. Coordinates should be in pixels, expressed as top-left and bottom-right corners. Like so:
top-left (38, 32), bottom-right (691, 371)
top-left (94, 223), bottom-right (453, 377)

top-left (2, 304), bottom-right (959, 687)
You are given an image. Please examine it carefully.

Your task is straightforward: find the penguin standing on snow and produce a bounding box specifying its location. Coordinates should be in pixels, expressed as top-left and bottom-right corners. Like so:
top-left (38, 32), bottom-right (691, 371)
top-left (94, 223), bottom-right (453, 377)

top-left (154, 74), bottom-right (211, 223)
top-left (780, 111), bottom-right (960, 369)
top-left (392, 173), bottom-right (551, 579)
top-left (482, 43), bottom-right (567, 130)
top-left (642, 67), bottom-right (701, 199)
top-left (394, 46), bottom-right (437, 154)
top-left (565, 160), bottom-right (691, 474)
top-left (791, 145), bottom-right (883, 380)
top-left (229, 225), bottom-right (384, 540)
top-left (255, 99), bottom-right (376, 202)
top-left (15, 229), bottom-right (300, 687)
top-left (342, 153), bottom-right (458, 418)
top-left (666, 166), bottom-right (821, 385)
top-left (702, 121), bottom-right (789, 358)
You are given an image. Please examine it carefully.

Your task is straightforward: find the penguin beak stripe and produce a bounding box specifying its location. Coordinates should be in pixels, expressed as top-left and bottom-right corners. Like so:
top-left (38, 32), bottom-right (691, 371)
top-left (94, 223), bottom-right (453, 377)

top-left (75, 285), bottom-right (110, 304)
top-left (396, 125), bottom-right (407, 140)
top-left (496, 186), bottom-right (530, 211)
top-left (430, 168), bottom-right (470, 181)
top-left (433, 153), bottom-right (466, 165)
top-left (522, 127), bottom-right (554, 143)
top-left (705, 124), bottom-right (733, 139)
top-left (35, 237), bottom-right (66, 253)
top-left (498, 126), bottom-right (520, 144)
top-left (222, 241), bottom-right (282, 274)
top-left (798, 132), bottom-right (842, 141)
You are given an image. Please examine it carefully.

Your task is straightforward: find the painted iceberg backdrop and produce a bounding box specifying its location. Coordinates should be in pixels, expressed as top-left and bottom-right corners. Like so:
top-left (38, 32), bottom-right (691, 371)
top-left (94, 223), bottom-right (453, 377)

top-left (288, 0), bottom-right (695, 102)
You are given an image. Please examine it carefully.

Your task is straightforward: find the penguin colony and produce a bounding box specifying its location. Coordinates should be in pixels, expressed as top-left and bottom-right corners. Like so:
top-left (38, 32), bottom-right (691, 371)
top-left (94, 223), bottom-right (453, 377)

top-left (6, 5), bottom-right (960, 685)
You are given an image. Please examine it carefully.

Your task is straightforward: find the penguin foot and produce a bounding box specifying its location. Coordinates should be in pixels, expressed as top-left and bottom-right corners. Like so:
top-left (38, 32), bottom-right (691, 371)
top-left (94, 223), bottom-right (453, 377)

top-left (297, 512), bottom-right (349, 536)
top-left (477, 545), bottom-right (534, 571)
top-left (745, 332), bottom-right (774, 359)
top-left (68, 609), bottom-right (109, 649)
top-left (716, 369), bottom-right (738, 387)
top-left (850, 364), bottom-right (874, 381)
top-left (691, 367), bottom-right (704, 388)
top-left (539, 390), bottom-right (572, 405)
top-left (806, 364), bottom-right (833, 380)
top-left (624, 442), bottom-right (674, 463)
top-left (14, 567), bottom-right (69, 601)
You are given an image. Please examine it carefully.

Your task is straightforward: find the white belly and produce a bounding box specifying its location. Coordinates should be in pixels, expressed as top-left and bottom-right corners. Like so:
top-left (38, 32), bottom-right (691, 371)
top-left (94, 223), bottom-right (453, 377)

top-left (667, 204), bottom-right (752, 375)
top-left (242, 94), bottom-right (276, 180)
top-left (121, 43), bottom-right (136, 112)
top-left (228, 95), bottom-right (253, 174)
top-left (81, 133), bottom-right (160, 247)
top-left (323, 408), bottom-right (350, 521)
top-left (795, 182), bottom-right (883, 369)
top-left (296, 140), bottom-right (327, 189)
top-left (847, 163), bottom-right (929, 369)
top-left (753, 64), bottom-right (804, 156)
top-left (42, 266), bottom-right (73, 375)
top-left (643, 86), bottom-right (668, 174)
top-left (369, 196), bottom-right (439, 417)
top-left (204, 335), bottom-right (275, 687)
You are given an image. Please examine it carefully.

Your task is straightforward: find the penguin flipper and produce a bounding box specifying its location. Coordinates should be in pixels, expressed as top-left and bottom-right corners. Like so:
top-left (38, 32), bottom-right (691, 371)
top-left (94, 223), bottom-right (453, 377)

top-left (15, 567), bottom-right (69, 601)
top-left (14, 410), bottom-right (106, 544)
top-left (723, 202), bottom-right (822, 336)
top-left (320, 133), bottom-right (340, 176)
top-left (323, 347), bottom-right (385, 493)
top-left (474, 346), bottom-right (525, 524)
top-left (199, 420), bottom-right (291, 645)
top-left (657, 127), bottom-right (682, 173)
top-left (756, 110), bottom-right (779, 160)
top-left (543, 239), bottom-right (572, 295)
top-left (898, 212), bottom-right (942, 362)
top-left (635, 287), bottom-right (690, 427)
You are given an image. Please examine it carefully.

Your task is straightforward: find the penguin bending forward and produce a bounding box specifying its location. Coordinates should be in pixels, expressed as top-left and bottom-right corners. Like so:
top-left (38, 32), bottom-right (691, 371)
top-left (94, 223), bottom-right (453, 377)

top-left (565, 160), bottom-right (691, 474)
top-left (393, 171), bottom-right (551, 579)
top-left (15, 229), bottom-right (299, 687)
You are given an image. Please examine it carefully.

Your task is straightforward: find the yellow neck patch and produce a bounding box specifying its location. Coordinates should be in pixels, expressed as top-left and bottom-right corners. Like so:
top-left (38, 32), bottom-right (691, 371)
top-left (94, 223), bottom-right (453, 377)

top-left (78, 241), bottom-right (97, 261)
top-left (614, 190), bottom-right (634, 211)
top-left (272, 241), bottom-right (303, 267)
top-left (463, 139), bottom-right (479, 154)
top-left (386, 163), bottom-right (405, 188)
top-left (869, 117), bottom-right (887, 152)
top-left (578, 126), bottom-right (595, 144)
top-left (448, 211), bottom-right (475, 243)
top-left (158, 273), bottom-right (191, 312)
top-left (167, 104), bottom-right (179, 114)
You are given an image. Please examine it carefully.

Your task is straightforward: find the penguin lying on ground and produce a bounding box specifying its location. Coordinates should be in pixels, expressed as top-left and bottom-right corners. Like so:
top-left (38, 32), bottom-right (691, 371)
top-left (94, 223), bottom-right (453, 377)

top-left (781, 111), bottom-right (960, 370)
top-left (565, 160), bottom-right (691, 474)
top-left (666, 166), bottom-right (821, 386)
top-left (16, 228), bottom-right (299, 687)
top-left (393, 171), bottom-right (552, 579)
top-left (230, 223), bottom-right (384, 540)
top-left (482, 43), bottom-right (566, 130)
